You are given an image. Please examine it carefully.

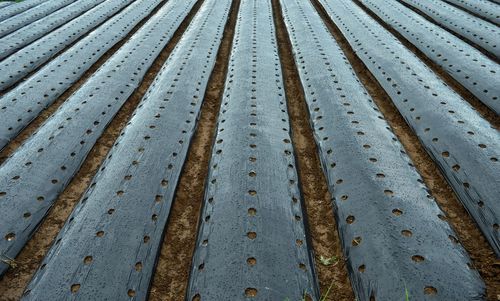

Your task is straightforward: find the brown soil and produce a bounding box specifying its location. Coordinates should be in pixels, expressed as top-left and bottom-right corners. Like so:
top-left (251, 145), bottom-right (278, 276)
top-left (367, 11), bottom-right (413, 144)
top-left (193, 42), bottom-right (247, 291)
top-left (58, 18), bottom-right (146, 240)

top-left (310, 0), bottom-right (500, 299)
top-left (272, 0), bottom-right (355, 300)
top-left (148, 0), bottom-right (240, 299)
top-left (0, 0), bottom-right (204, 299)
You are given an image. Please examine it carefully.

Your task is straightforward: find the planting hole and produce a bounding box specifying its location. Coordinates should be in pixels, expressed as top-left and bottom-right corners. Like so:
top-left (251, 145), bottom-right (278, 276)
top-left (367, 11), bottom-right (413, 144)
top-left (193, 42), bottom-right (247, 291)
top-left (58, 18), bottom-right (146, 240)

top-left (248, 208), bottom-right (256, 216)
top-left (247, 257), bottom-right (256, 266)
top-left (5, 233), bottom-right (15, 241)
top-left (71, 284), bottom-right (80, 293)
top-left (346, 215), bottom-right (355, 224)
top-left (401, 230), bottom-right (412, 237)
top-left (424, 286), bottom-right (437, 295)
top-left (245, 288), bottom-right (257, 297)
top-left (412, 255), bottom-right (425, 262)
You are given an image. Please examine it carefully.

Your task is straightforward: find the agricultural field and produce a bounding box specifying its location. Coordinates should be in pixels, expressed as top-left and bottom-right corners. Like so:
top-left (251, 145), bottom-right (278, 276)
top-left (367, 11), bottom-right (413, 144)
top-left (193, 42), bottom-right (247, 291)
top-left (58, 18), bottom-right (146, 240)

top-left (0, 0), bottom-right (498, 300)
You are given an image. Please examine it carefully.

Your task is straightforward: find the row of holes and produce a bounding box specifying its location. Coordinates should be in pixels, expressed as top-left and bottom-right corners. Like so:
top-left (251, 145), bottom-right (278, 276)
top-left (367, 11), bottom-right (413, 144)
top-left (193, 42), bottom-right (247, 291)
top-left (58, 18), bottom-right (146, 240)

top-left (25, 0), bottom-right (225, 298)
top-left (191, 1), bottom-right (313, 299)
top-left (298, 0), bottom-right (434, 258)
top-left (0, 3), bottom-right (174, 146)
top-left (363, 0), bottom-right (498, 105)
top-left (401, 0), bottom-right (498, 54)
top-left (0, 0), bottom-right (107, 55)
top-left (332, 0), bottom-right (499, 233)
top-left (288, 0), bottom-right (487, 297)
top-left (0, 1), bottom-right (196, 276)
top-left (0, 0), bottom-right (76, 36)
top-left (0, 0), bottom-right (46, 20)
top-left (0, 0), bottom-right (141, 89)
top-left (444, 0), bottom-right (499, 22)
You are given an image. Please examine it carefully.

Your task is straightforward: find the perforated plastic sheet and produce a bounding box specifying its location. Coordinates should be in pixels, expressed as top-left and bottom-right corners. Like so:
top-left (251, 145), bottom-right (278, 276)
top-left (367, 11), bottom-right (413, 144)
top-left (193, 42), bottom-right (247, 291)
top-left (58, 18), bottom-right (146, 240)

top-left (0, 0), bottom-right (78, 38)
top-left (280, 0), bottom-right (485, 300)
top-left (23, 1), bottom-right (230, 299)
top-left (320, 0), bottom-right (500, 256)
top-left (0, 0), bottom-right (136, 92)
top-left (0, 0), bottom-right (162, 151)
top-left (0, 0), bottom-right (46, 22)
top-left (444, 0), bottom-right (500, 25)
top-left (360, 0), bottom-right (500, 115)
top-left (0, 0), bottom-right (106, 60)
top-left (399, 0), bottom-right (500, 58)
top-left (0, 0), bottom-right (197, 277)
top-left (0, 2), bottom-right (13, 9)
top-left (187, 0), bottom-right (319, 299)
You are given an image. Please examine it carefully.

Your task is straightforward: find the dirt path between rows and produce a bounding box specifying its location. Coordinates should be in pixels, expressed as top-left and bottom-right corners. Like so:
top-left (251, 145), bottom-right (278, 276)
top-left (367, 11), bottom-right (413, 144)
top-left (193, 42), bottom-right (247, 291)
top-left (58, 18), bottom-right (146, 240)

top-left (148, 0), bottom-right (240, 299)
top-left (272, 0), bottom-right (356, 300)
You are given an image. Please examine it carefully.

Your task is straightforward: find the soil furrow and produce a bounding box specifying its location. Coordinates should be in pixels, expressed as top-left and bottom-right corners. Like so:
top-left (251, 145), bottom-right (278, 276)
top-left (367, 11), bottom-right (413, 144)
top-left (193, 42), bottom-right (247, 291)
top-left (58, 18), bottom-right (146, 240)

top-left (271, 0), bottom-right (355, 299)
top-left (148, 0), bottom-right (240, 299)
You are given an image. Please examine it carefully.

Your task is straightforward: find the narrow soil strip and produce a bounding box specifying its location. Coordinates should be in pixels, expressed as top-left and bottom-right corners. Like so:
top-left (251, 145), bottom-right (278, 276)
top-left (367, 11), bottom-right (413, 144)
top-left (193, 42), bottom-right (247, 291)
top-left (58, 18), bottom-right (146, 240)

top-left (0, 1), bottom-right (205, 299)
top-left (271, 0), bottom-right (355, 299)
top-left (309, 0), bottom-right (500, 299)
top-left (353, 0), bottom-right (499, 128)
top-left (394, 0), bottom-right (500, 63)
top-left (0, 0), bottom-right (177, 163)
top-left (148, 0), bottom-right (240, 299)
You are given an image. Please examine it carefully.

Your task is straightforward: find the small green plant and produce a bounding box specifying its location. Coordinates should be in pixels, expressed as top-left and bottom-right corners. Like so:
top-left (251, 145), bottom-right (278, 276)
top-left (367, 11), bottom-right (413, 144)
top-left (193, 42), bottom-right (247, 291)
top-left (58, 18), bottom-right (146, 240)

top-left (319, 255), bottom-right (338, 266)
top-left (404, 281), bottom-right (410, 301)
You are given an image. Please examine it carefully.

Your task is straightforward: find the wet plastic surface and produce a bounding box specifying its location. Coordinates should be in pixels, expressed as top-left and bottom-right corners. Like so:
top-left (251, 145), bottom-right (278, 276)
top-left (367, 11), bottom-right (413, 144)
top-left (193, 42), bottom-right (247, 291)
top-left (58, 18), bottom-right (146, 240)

top-left (444, 0), bottom-right (500, 25)
top-left (0, 0), bottom-right (106, 60)
top-left (0, 2), bottom-right (13, 9)
top-left (361, 0), bottom-right (500, 115)
top-left (0, 0), bottom-right (197, 277)
top-left (0, 0), bottom-right (135, 92)
top-left (0, 0), bottom-right (164, 151)
top-left (280, 0), bottom-right (486, 300)
top-left (187, 0), bottom-right (319, 299)
top-left (23, 0), bottom-right (229, 299)
top-left (320, 0), bottom-right (500, 256)
top-left (0, 0), bottom-right (46, 22)
top-left (399, 0), bottom-right (500, 58)
top-left (0, 0), bottom-right (78, 39)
